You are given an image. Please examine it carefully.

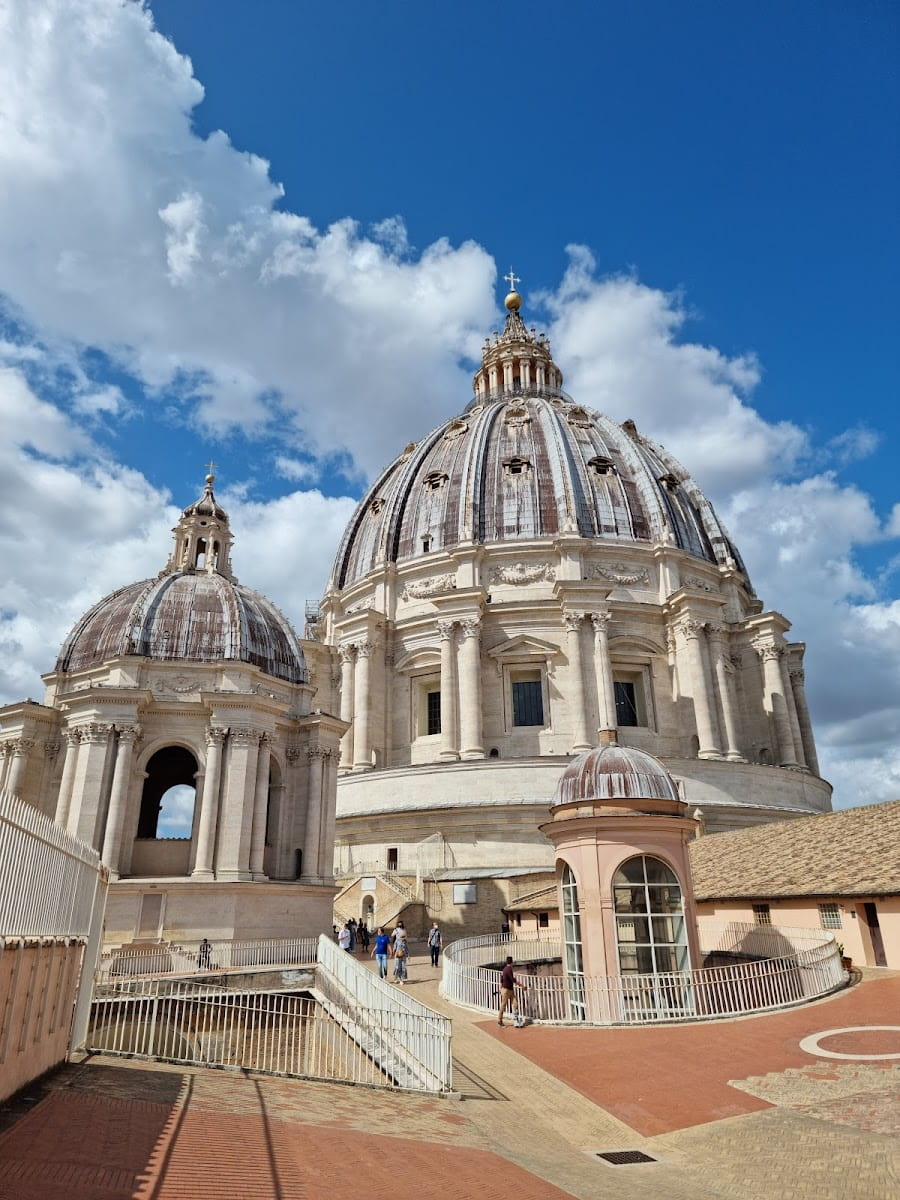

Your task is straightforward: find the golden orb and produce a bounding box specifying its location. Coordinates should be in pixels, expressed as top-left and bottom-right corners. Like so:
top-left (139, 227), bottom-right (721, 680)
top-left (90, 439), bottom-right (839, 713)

top-left (205, 474), bottom-right (215, 484)
top-left (504, 289), bottom-right (522, 311)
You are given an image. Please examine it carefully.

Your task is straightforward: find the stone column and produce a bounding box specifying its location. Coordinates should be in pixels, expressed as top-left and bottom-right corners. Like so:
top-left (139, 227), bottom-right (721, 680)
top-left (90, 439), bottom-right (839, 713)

top-left (68, 724), bottom-right (113, 846)
top-left (676, 620), bottom-right (722, 759)
top-left (780, 657), bottom-right (807, 769)
top-left (564, 613), bottom-right (592, 751)
top-left (6, 737), bottom-right (35, 797)
top-left (754, 643), bottom-right (799, 767)
top-left (54, 730), bottom-right (81, 828)
top-left (101, 726), bottom-right (140, 875)
top-left (591, 613), bottom-right (617, 737)
top-left (790, 667), bottom-right (820, 776)
top-left (438, 619), bottom-right (459, 760)
top-left (249, 734), bottom-right (271, 879)
top-left (338, 643), bottom-right (355, 769)
top-left (303, 746), bottom-right (325, 879)
top-left (707, 625), bottom-right (745, 762)
top-left (217, 728), bottom-right (259, 881)
top-left (458, 617), bottom-right (484, 759)
top-left (0, 743), bottom-right (10, 791)
top-left (352, 639), bottom-right (375, 770)
top-left (192, 726), bottom-right (226, 878)
top-left (320, 749), bottom-right (338, 879)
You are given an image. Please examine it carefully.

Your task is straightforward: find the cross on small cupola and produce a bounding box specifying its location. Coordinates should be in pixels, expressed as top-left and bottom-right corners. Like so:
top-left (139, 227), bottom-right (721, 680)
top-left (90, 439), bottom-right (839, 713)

top-left (504, 268), bottom-right (521, 292)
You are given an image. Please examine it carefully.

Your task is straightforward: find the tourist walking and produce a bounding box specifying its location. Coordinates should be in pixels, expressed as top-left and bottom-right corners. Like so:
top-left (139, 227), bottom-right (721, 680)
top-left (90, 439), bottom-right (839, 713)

top-left (338, 923), bottom-right (352, 952)
top-left (372, 926), bottom-right (391, 979)
top-left (358, 923), bottom-right (370, 952)
top-left (347, 917), bottom-right (357, 951)
top-left (497, 955), bottom-right (524, 1026)
top-left (197, 938), bottom-right (212, 969)
top-left (392, 922), bottom-right (409, 984)
top-left (427, 922), bottom-right (442, 967)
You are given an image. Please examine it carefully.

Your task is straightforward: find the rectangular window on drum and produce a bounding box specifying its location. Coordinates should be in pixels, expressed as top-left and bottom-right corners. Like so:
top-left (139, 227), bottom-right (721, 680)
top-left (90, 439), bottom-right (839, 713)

top-left (614, 680), bottom-right (639, 726)
top-left (426, 690), bottom-right (441, 735)
top-left (512, 678), bottom-right (544, 726)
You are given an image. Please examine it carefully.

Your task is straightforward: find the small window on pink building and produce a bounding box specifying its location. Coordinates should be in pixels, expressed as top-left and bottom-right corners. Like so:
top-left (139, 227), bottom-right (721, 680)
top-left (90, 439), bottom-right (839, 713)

top-left (819, 903), bottom-right (842, 929)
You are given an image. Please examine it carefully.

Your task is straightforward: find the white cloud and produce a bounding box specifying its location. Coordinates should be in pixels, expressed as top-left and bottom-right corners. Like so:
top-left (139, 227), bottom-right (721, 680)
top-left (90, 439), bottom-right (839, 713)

top-left (0, 0), bottom-right (897, 813)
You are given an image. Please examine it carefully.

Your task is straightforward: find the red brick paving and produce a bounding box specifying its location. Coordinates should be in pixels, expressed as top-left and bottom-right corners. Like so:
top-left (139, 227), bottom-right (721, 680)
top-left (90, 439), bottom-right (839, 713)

top-left (0, 1063), bottom-right (573, 1200)
top-left (479, 975), bottom-right (900, 1136)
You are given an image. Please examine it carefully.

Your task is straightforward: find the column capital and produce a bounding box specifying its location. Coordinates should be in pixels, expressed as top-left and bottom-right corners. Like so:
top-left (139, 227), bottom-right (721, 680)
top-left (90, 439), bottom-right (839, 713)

top-left (229, 726), bottom-right (260, 747)
top-left (76, 724), bottom-right (111, 745)
top-left (459, 616), bottom-right (481, 639)
top-left (285, 744), bottom-right (302, 765)
top-left (563, 611), bottom-right (586, 633)
top-left (116, 725), bottom-right (142, 745)
top-left (676, 616), bottom-right (706, 641)
top-left (43, 739), bottom-right (61, 760)
top-left (753, 640), bottom-right (783, 662)
top-left (307, 744), bottom-right (326, 761)
top-left (206, 725), bottom-right (228, 748)
top-left (354, 637), bottom-right (379, 658)
top-left (789, 667), bottom-right (805, 684)
top-left (63, 727), bottom-right (83, 749)
top-left (338, 642), bottom-right (356, 665)
top-left (590, 611), bottom-right (612, 634)
top-left (437, 618), bottom-right (456, 641)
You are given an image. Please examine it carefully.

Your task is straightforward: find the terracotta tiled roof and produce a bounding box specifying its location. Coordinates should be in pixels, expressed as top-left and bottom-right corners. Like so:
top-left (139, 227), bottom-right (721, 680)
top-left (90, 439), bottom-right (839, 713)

top-left (689, 800), bottom-right (900, 900)
top-left (503, 885), bottom-right (557, 913)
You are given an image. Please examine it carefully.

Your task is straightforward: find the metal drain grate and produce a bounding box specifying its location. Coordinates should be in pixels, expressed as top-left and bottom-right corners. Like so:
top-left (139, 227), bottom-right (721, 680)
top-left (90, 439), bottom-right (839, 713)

top-left (595, 1150), bottom-right (657, 1165)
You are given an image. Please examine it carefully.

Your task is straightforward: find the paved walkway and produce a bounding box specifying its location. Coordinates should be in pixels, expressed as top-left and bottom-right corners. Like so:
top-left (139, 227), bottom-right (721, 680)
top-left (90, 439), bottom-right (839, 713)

top-left (0, 956), bottom-right (897, 1199)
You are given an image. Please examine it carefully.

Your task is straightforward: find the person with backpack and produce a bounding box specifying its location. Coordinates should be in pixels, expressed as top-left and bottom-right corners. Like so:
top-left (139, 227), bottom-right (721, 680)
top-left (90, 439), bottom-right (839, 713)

top-left (427, 922), bottom-right (442, 967)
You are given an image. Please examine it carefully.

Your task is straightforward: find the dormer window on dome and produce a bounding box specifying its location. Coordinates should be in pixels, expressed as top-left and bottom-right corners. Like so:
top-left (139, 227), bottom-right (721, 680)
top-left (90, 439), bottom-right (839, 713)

top-left (503, 457), bottom-right (532, 477)
top-left (588, 456), bottom-right (615, 476)
top-left (660, 473), bottom-right (681, 493)
top-left (424, 471), bottom-right (449, 491)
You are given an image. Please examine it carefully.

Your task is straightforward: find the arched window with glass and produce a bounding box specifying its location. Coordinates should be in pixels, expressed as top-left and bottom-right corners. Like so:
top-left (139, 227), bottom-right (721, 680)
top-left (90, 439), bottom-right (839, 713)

top-left (560, 862), bottom-right (586, 1021)
top-left (612, 856), bottom-right (689, 975)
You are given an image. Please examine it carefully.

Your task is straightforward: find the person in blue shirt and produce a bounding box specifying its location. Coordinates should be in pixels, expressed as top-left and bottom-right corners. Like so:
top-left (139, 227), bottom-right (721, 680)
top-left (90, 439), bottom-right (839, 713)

top-left (371, 927), bottom-right (392, 979)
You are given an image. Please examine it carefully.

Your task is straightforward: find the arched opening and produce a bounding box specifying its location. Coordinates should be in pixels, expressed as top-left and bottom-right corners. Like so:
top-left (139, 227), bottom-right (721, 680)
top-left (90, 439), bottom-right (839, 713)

top-left (560, 862), bottom-right (586, 1021)
top-left (138, 747), bottom-right (198, 838)
top-left (158, 784), bottom-right (196, 838)
top-left (612, 855), bottom-right (688, 975)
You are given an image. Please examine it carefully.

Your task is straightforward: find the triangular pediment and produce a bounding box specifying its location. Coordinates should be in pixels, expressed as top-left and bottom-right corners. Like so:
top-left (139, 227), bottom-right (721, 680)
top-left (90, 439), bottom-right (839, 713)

top-left (487, 634), bottom-right (561, 662)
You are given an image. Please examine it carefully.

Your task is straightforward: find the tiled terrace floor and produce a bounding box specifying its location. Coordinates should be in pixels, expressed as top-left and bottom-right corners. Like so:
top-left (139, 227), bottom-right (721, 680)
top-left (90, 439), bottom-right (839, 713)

top-left (0, 959), bottom-right (897, 1199)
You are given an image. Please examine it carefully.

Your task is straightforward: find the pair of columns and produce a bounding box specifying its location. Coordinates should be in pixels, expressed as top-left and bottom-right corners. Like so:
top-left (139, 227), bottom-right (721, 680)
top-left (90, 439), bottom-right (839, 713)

top-left (753, 641), bottom-right (816, 770)
top-left (436, 617), bottom-right (484, 761)
top-left (192, 726), bottom-right (272, 881)
top-left (563, 611), bottom-right (617, 750)
top-left (338, 639), bottom-right (378, 770)
top-left (674, 619), bottom-right (746, 761)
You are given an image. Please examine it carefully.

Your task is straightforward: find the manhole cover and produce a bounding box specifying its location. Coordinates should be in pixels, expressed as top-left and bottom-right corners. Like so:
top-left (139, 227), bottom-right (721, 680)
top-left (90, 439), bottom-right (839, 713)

top-left (595, 1150), bottom-right (657, 1165)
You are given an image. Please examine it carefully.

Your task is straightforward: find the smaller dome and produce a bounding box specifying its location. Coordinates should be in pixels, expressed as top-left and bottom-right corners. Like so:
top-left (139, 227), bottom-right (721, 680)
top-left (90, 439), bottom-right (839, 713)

top-left (553, 744), bottom-right (680, 807)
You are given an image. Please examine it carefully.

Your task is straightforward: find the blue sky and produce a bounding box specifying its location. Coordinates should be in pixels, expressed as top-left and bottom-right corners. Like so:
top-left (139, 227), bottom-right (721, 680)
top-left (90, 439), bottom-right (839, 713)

top-left (0, 0), bottom-right (898, 810)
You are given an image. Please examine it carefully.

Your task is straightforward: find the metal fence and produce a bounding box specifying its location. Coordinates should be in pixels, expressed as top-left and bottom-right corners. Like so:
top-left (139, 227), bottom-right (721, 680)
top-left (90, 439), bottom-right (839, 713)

top-left (0, 789), bottom-right (102, 938)
top-left (96, 936), bottom-right (319, 984)
top-left (441, 923), bottom-right (845, 1025)
top-left (87, 933), bottom-right (453, 1093)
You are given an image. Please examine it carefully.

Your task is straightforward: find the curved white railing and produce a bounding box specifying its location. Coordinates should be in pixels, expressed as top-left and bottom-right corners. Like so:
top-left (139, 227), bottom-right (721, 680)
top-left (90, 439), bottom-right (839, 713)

top-left (441, 924), bottom-right (845, 1025)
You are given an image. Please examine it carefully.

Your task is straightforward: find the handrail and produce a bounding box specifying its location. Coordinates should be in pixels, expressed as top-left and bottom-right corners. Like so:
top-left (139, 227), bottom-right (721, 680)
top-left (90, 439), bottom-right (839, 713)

top-left (96, 935), bottom-right (319, 984)
top-left (441, 925), bottom-right (844, 1025)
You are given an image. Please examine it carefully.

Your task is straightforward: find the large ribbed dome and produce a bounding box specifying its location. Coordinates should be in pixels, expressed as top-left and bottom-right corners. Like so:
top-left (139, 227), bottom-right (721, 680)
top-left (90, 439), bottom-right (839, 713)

top-left (57, 475), bottom-right (307, 685)
top-left (57, 571), bottom-right (307, 683)
top-left (331, 300), bottom-right (747, 591)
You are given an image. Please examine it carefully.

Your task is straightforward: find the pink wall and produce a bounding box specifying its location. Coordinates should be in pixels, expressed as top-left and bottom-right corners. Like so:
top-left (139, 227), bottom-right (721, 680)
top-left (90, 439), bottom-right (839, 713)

top-left (0, 938), bottom-right (85, 1103)
top-left (696, 897), bottom-right (900, 969)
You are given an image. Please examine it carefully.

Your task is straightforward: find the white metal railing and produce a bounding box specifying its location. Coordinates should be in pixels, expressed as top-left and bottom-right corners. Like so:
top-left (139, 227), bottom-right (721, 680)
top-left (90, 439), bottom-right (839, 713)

top-left (87, 934), bottom-right (452, 1092)
top-left (441, 924), bottom-right (845, 1025)
top-left (315, 934), bottom-right (452, 1091)
top-left (96, 936), bottom-right (319, 984)
top-left (87, 979), bottom-right (384, 1086)
top-left (0, 789), bottom-right (103, 938)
